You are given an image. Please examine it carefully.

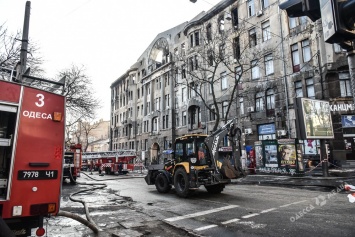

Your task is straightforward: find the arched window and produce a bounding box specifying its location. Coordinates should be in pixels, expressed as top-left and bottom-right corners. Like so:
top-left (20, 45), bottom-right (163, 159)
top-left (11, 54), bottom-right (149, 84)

top-left (266, 89), bottom-right (275, 117)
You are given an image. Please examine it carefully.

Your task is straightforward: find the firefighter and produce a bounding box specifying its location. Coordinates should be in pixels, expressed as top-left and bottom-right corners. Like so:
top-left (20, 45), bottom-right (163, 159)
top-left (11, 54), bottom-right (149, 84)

top-left (118, 162), bottom-right (123, 175)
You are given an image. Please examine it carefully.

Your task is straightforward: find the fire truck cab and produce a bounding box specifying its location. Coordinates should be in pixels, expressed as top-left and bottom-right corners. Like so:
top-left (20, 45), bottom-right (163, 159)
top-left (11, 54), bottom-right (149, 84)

top-left (0, 80), bottom-right (65, 236)
top-left (63, 144), bottom-right (82, 184)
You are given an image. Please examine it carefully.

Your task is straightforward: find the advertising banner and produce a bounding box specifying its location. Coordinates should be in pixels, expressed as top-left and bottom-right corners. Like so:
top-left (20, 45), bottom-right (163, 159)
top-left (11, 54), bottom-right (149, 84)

top-left (278, 139), bottom-right (297, 167)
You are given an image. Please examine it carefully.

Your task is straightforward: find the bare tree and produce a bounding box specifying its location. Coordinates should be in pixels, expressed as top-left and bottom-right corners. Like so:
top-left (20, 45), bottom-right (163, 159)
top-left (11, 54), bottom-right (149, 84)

top-left (175, 21), bottom-right (279, 132)
top-left (0, 23), bottom-right (44, 79)
top-left (60, 65), bottom-right (100, 119)
top-left (73, 119), bottom-right (103, 152)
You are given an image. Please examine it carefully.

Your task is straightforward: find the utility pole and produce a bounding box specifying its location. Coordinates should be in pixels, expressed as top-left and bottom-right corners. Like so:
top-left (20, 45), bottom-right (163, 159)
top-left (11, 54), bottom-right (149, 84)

top-left (18, 1), bottom-right (31, 82)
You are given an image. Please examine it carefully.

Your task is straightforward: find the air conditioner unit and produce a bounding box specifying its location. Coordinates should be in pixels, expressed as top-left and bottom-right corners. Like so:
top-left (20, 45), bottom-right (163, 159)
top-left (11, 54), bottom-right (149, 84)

top-left (277, 130), bottom-right (287, 136)
top-left (245, 128), bottom-right (253, 135)
top-left (257, 10), bottom-right (263, 17)
top-left (247, 106), bottom-right (254, 113)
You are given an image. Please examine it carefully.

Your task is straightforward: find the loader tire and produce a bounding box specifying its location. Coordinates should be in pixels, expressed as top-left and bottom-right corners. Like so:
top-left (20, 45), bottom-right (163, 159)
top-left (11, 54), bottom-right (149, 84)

top-left (174, 168), bottom-right (190, 198)
top-left (205, 184), bottom-right (225, 194)
top-left (155, 173), bottom-right (172, 193)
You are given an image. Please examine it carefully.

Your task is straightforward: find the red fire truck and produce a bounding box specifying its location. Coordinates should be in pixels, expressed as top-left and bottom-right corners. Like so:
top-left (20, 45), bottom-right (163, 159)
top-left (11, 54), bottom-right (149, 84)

top-left (63, 144), bottom-right (82, 184)
top-left (0, 79), bottom-right (65, 236)
top-left (82, 150), bottom-right (136, 175)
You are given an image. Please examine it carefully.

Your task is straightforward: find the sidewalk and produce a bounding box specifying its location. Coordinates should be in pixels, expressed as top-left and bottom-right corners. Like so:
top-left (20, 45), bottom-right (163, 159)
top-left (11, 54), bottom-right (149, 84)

top-left (234, 168), bottom-right (355, 189)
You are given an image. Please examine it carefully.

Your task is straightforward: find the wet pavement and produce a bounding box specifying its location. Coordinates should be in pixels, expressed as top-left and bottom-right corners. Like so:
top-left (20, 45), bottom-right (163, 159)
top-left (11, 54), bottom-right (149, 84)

top-left (39, 169), bottom-right (355, 237)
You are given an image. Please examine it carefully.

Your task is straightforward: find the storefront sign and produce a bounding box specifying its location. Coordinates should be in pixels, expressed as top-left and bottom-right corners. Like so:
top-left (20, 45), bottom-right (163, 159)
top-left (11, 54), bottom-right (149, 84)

top-left (342, 115), bottom-right (355, 128)
top-left (258, 123), bottom-right (276, 135)
top-left (330, 103), bottom-right (355, 112)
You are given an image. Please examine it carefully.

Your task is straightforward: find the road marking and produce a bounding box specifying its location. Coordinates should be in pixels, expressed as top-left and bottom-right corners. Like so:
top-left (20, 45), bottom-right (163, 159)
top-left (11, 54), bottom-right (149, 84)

top-left (280, 200), bottom-right (307, 208)
top-left (242, 213), bottom-right (260, 219)
top-left (195, 225), bottom-right (218, 231)
top-left (221, 218), bottom-right (240, 225)
top-left (164, 205), bottom-right (239, 222)
top-left (260, 208), bottom-right (277, 213)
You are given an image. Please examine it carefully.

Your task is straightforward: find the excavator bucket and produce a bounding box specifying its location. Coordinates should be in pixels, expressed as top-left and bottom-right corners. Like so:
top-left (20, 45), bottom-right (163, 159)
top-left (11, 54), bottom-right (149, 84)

top-left (220, 158), bottom-right (243, 179)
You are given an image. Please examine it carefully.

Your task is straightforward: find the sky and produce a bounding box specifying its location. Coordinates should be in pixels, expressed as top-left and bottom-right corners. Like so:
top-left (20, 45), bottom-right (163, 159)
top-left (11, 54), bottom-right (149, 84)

top-left (0, 0), bottom-right (220, 120)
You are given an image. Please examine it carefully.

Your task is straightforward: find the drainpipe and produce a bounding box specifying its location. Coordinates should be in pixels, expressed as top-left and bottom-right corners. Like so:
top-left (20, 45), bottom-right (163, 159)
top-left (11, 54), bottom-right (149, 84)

top-left (278, 2), bottom-right (291, 138)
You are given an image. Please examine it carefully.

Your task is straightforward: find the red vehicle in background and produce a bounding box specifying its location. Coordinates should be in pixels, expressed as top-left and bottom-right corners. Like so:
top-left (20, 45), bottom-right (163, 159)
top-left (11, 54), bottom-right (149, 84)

top-left (63, 144), bottom-right (82, 184)
top-left (0, 79), bottom-right (65, 236)
top-left (82, 150), bottom-right (136, 175)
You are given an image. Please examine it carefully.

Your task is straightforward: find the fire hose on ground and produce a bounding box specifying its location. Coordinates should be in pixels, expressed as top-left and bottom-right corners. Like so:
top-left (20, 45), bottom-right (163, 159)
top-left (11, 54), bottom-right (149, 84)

top-left (56, 169), bottom-right (142, 235)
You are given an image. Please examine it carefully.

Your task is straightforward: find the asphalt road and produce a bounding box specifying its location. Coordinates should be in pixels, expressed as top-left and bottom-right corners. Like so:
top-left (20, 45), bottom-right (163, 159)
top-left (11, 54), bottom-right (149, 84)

top-left (42, 172), bottom-right (354, 237)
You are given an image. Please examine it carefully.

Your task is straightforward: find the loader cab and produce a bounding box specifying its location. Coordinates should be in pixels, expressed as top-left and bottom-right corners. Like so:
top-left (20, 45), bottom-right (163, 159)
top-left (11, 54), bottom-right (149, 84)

top-left (173, 134), bottom-right (210, 166)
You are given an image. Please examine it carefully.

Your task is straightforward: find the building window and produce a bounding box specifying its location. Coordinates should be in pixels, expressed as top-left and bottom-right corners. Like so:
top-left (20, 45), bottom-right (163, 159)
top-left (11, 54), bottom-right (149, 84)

top-left (182, 111), bottom-right (187, 125)
top-left (182, 65), bottom-right (186, 79)
top-left (165, 115), bottom-right (169, 128)
top-left (182, 87), bottom-right (186, 102)
top-left (291, 43), bottom-right (300, 72)
top-left (231, 8), bottom-right (238, 30)
top-left (264, 54), bottom-right (274, 75)
top-left (255, 91), bottom-right (264, 112)
top-left (194, 55), bottom-right (198, 70)
top-left (194, 31), bottom-right (200, 46)
top-left (339, 72), bottom-right (352, 97)
top-left (206, 24), bottom-right (212, 41)
top-left (208, 50), bottom-right (214, 66)
top-left (209, 104), bottom-right (216, 121)
top-left (233, 37), bottom-right (240, 59)
top-left (189, 82), bottom-right (196, 98)
top-left (189, 57), bottom-right (194, 71)
top-left (181, 43), bottom-right (185, 55)
top-left (249, 28), bottom-right (257, 47)
top-left (208, 77), bottom-right (213, 94)
top-left (236, 66), bottom-right (242, 80)
top-left (266, 89), bottom-right (275, 117)
top-left (262, 21), bottom-right (271, 42)
top-left (299, 16), bottom-right (307, 25)
top-left (218, 15), bottom-right (225, 33)
top-left (289, 17), bottom-right (297, 29)
top-left (152, 117), bottom-right (158, 132)
top-left (295, 81), bottom-right (303, 98)
top-left (251, 60), bottom-right (260, 80)
top-left (302, 39), bottom-right (311, 62)
top-left (306, 78), bottom-right (315, 99)
top-left (219, 43), bottom-right (225, 59)
top-left (239, 98), bottom-right (244, 115)
top-left (247, 0), bottom-right (255, 17)
top-left (155, 97), bottom-right (160, 110)
top-left (165, 94), bottom-right (170, 107)
top-left (261, 0), bottom-right (269, 8)
top-left (164, 74), bottom-right (169, 87)
top-left (221, 72), bottom-right (228, 90)
top-left (190, 34), bottom-right (194, 48)
top-left (176, 112), bottom-right (179, 127)
top-left (222, 101), bottom-right (228, 118)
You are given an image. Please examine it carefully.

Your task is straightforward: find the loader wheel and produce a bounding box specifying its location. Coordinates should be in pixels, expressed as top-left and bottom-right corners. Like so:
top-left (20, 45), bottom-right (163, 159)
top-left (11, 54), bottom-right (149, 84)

top-left (174, 168), bottom-right (190, 198)
top-left (205, 184), bottom-right (225, 194)
top-left (155, 173), bottom-right (172, 193)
